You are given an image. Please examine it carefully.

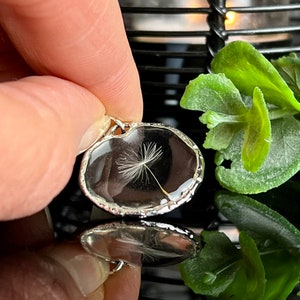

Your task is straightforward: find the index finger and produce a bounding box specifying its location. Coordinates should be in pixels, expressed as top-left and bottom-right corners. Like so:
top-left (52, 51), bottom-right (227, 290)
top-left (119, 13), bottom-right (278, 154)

top-left (0, 0), bottom-right (143, 121)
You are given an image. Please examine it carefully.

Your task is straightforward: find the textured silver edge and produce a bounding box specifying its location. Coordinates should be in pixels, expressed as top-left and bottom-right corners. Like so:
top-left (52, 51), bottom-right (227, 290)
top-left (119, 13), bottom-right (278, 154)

top-left (80, 220), bottom-right (199, 268)
top-left (79, 122), bottom-right (205, 218)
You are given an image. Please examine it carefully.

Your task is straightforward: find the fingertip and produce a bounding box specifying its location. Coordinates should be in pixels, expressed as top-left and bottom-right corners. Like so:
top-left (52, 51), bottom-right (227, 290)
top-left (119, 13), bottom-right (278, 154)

top-left (0, 251), bottom-right (84, 300)
top-left (77, 115), bottom-right (111, 154)
top-left (0, 243), bottom-right (111, 300)
top-left (89, 54), bottom-right (144, 122)
top-left (45, 243), bottom-right (110, 297)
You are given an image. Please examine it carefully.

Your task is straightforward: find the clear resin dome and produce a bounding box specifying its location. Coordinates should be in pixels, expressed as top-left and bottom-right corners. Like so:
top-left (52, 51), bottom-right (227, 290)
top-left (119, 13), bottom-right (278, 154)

top-left (79, 121), bottom-right (204, 217)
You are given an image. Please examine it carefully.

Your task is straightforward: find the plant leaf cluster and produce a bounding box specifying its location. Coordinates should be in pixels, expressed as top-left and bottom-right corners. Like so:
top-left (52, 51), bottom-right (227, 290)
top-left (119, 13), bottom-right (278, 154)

top-left (180, 41), bottom-right (300, 194)
top-left (180, 191), bottom-right (300, 299)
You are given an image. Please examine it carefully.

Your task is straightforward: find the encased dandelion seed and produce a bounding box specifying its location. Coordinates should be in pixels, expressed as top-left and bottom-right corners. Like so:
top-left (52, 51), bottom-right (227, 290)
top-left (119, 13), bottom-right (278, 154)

top-left (116, 141), bottom-right (163, 184)
top-left (79, 119), bottom-right (204, 217)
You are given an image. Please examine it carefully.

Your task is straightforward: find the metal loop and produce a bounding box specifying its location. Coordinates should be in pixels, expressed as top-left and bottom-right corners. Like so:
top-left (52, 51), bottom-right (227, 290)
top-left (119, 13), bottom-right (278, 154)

top-left (109, 117), bottom-right (131, 135)
top-left (109, 260), bottom-right (127, 274)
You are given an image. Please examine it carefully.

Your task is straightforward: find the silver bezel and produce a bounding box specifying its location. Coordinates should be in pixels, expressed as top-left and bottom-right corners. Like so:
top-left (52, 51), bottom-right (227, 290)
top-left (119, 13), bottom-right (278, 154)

top-left (79, 122), bottom-right (204, 217)
top-left (80, 220), bottom-right (199, 269)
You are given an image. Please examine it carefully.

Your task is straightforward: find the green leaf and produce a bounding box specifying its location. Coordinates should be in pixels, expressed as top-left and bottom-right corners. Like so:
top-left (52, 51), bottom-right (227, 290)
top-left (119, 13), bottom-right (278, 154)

top-left (214, 192), bottom-right (300, 299)
top-left (262, 249), bottom-right (300, 300)
top-left (217, 231), bottom-right (265, 300)
top-left (215, 116), bottom-right (300, 194)
top-left (271, 53), bottom-right (300, 100)
top-left (180, 230), bottom-right (266, 300)
top-left (211, 41), bottom-right (300, 111)
top-left (242, 87), bottom-right (271, 172)
top-left (180, 197), bottom-right (300, 299)
top-left (203, 123), bottom-right (243, 151)
top-left (180, 231), bottom-right (240, 296)
top-left (180, 73), bottom-right (247, 151)
top-left (214, 191), bottom-right (300, 248)
top-left (180, 73), bottom-right (247, 114)
top-left (239, 232), bottom-right (265, 298)
top-left (200, 110), bottom-right (245, 129)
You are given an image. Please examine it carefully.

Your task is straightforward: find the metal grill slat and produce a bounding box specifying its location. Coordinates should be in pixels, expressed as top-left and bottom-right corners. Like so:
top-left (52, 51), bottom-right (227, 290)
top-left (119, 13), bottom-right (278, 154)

top-left (121, 7), bottom-right (211, 14)
top-left (126, 30), bottom-right (210, 37)
top-left (228, 4), bottom-right (300, 12)
top-left (120, 1), bottom-right (300, 126)
top-left (227, 25), bottom-right (300, 36)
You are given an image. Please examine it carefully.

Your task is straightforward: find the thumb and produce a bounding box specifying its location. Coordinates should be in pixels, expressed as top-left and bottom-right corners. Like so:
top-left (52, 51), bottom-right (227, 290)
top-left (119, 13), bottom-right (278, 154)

top-left (0, 75), bottom-right (110, 220)
top-left (0, 243), bottom-right (110, 300)
top-left (44, 243), bottom-right (110, 299)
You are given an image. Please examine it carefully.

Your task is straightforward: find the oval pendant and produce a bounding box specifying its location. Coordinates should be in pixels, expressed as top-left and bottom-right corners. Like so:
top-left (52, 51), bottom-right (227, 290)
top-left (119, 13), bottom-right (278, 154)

top-left (79, 120), bottom-right (204, 217)
top-left (80, 220), bottom-right (199, 271)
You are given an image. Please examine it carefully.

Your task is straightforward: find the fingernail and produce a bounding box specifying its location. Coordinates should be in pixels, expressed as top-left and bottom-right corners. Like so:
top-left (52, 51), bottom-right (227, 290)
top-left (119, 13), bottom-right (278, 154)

top-left (46, 243), bottom-right (110, 296)
top-left (87, 285), bottom-right (105, 300)
top-left (78, 115), bottom-right (111, 154)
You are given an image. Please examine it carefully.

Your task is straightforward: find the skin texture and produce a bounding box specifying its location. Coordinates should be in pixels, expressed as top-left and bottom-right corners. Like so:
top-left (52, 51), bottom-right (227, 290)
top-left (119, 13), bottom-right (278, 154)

top-left (0, 0), bottom-right (143, 299)
top-left (0, 0), bottom-right (143, 219)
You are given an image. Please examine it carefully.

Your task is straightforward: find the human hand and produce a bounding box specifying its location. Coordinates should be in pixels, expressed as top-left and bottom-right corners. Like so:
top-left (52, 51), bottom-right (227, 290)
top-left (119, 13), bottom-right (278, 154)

top-left (0, 0), bottom-right (143, 220)
top-left (0, 0), bottom-right (143, 298)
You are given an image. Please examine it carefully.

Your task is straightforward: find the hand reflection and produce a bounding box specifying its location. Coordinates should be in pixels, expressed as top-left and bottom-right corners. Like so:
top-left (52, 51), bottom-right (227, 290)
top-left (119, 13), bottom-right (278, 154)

top-left (0, 210), bottom-right (141, 299)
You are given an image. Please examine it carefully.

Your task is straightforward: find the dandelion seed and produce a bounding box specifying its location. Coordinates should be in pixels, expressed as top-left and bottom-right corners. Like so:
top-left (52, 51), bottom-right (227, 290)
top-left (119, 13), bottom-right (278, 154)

top-left (116, 234), bottom-right (181, 263)
top-left (116, 141), bottom-right (163, 184)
